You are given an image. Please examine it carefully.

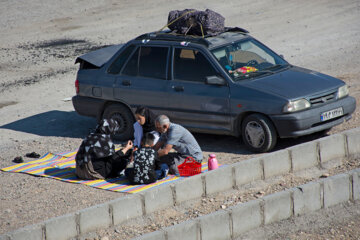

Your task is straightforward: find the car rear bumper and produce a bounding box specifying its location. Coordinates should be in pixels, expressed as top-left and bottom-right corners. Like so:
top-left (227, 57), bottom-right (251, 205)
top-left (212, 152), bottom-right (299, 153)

top-left (270, 96), bottom-right (356, 138)
top-left (72, 95), bottom-right (104, 119)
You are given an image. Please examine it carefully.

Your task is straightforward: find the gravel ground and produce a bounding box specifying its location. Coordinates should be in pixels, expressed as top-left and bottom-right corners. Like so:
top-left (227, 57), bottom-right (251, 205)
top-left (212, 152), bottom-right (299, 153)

top-left (0, 0), bottom-right (359, 238)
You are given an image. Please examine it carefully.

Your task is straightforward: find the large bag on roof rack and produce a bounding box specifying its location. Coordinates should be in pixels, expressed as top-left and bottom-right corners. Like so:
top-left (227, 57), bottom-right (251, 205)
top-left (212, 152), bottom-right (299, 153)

top-left (167, 9), bottom-right (225, 36)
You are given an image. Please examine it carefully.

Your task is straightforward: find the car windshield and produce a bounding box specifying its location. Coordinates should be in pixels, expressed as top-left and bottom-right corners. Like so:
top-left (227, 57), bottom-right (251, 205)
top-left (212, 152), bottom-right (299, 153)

top-left (211, 38), bottom-right (288, 81)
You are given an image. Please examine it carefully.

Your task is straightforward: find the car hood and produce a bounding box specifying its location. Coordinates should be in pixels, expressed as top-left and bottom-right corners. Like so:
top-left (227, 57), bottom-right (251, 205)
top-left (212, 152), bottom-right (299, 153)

top-left (240, 66), bottom-right (343, 99)
top-left (75, 44), bottom-right (124, 67)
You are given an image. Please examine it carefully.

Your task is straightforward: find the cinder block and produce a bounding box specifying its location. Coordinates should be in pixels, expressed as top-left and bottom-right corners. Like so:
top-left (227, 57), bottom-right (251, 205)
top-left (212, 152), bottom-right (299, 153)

top-left (133, 230), bottom-right (166, 240)
top-left (263, 191), bottom-right (291, 225)
top-left (233, 157), bottom-right (263, 186)
top-left (165, 220), bottom-right (199, 240)
top-left (204, 166), bottom-right (233, 195)
top-left (110, 194), bottom-right (143, 225)
top-left (345, 128), bottom-right (360, 156)
top-left (8, 224), bottom-right (43, 240)
top-left (198, 210), bottom-right (231, 240)
top-left (289, 141), bottom-right (318, 171)
top-left (0, 235), bottom-right (10, 240)
top-left (45, 213), bottom-right (77, 240)
top-left (142, 185), bottom-right (174, 214)
top-left (292, 182), bottom-right (321, 216)
top-left (174, 174), bottom-right (203, 204)
top-left (230, 199), bottom-right (262, 237)
top-left (79, 203), bottom-right (111, 234)
top-left (323, 173), bottom-right (350, 208)
top-left (352, 169), bottom-right (360, 201)
top-left (319, 134), bottom-right (346, 163)
top-left (263, 150), bottom-right (291, 179)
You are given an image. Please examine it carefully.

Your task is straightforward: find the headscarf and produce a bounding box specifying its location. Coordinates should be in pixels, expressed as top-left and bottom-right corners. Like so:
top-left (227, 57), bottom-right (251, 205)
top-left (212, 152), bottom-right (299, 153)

top-left (76, 119), bottom-right (119, 166)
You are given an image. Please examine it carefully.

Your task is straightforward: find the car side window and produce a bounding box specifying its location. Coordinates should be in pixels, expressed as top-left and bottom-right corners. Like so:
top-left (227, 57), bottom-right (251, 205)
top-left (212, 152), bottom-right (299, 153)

top-left (122, 47), bottom-right (140, 76)
top-left (122, 46), bottom-right (168, 79)
top-left (173, 48), bottom-right (217, 82)
top-left (107, 45), bottom-right (135, 74)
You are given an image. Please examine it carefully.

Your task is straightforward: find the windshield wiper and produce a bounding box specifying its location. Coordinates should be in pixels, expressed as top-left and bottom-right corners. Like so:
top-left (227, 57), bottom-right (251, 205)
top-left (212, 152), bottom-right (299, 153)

top-left (234, 70), bottom-right (273, 80)
top-left (265, 64), bottom-right (287, 71)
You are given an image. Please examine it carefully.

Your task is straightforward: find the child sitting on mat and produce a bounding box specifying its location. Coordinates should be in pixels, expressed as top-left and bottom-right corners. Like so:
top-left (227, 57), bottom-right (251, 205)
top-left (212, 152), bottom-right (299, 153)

top-left (125, 132), bottom-right (169, 185)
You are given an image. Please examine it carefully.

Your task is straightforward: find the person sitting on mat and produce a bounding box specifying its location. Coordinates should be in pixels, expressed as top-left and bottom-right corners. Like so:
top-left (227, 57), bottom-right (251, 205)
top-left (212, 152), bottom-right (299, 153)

top-left (75, 119), bottom-right (133, 180)
top-left (133, 106), bottom-right (160, 148)
top-left (125, 132), bottom-right (169, 185)
top-left (154, 115), bottom-right (203, 176)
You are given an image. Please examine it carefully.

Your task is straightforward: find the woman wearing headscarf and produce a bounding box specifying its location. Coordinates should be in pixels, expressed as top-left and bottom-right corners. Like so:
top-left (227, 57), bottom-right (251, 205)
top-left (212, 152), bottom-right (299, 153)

top-left (133, 106), bottom-right (159, 148)
top-left (75, 118), bottom-right (133, 180)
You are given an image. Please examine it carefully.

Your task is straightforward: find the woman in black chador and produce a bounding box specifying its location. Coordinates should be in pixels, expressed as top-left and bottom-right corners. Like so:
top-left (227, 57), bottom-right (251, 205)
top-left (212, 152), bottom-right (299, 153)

top-left (75, 119), bottom-right (133, 180)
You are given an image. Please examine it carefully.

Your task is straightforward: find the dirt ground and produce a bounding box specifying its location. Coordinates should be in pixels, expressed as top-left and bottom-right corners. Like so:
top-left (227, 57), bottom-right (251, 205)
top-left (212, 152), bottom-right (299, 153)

top-left (0, 0), bottom-right (359, 238)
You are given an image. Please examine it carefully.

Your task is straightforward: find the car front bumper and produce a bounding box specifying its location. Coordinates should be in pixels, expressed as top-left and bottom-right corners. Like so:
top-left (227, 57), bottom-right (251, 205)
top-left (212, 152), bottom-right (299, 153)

top-left (270, 96), bottom-right (356, 138)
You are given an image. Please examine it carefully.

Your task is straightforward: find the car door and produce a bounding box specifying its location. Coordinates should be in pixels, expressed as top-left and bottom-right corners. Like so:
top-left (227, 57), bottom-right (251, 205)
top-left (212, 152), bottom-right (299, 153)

top-left (112, 45), bottom-right (170, 114)
top-left (168, 47), bottom-right (231, 133)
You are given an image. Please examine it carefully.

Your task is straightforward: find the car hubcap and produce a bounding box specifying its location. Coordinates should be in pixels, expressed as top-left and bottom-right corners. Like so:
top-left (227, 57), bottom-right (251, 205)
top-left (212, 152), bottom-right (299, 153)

top-left (245, 121), bottom-right (265, 148)
top-left (111, 113), bottom-right (126, 134)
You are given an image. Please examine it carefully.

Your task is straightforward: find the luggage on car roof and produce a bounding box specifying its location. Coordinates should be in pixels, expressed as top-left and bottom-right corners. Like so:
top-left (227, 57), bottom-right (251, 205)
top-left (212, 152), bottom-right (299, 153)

top-left (167, 9), bottom-right (225, 37)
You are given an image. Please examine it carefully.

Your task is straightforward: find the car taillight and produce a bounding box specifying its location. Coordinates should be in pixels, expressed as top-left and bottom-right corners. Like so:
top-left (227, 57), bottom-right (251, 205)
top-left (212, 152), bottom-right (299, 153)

top-left (75, 79), bottom-right (79, 94)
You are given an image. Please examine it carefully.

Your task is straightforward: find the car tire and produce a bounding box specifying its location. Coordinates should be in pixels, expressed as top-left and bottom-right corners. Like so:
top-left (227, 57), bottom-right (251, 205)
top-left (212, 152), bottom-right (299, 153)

top-left (102, 103), bottom-right (135, 141)
top-left (241, 114), bottom-right (277, 153)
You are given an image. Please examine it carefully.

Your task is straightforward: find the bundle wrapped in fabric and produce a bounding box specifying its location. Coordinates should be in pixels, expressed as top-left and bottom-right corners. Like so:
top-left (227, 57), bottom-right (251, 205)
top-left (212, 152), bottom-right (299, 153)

top-left (167, 9), bottom-right (225, 36)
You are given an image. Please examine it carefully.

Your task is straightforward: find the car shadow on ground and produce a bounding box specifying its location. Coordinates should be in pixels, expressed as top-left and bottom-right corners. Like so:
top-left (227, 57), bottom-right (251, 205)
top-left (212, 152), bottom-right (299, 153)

top-left (0, 110), bottom-right (97, 138)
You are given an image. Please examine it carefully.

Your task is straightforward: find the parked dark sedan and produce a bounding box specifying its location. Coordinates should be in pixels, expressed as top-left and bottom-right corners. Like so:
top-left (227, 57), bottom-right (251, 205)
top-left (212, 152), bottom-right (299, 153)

top-left (72, 28), bottom-right (356, 152)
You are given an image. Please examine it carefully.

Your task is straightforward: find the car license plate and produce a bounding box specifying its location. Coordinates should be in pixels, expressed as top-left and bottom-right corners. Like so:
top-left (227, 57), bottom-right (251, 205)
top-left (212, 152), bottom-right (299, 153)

top-left (320, 107), bottom-right (343, 121)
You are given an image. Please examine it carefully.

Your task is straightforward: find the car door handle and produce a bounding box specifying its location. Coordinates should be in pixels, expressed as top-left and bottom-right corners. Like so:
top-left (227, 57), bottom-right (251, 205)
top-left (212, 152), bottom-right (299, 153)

top-left (122, 80), bottom-right (131, 86)
top-left (173, 85), bottom-right (184, 92)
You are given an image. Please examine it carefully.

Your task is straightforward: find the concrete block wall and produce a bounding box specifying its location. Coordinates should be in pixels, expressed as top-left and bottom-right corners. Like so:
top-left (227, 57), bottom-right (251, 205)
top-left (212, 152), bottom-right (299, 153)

top-left (322, 173), bottom-right (351, 208)
top-left (230, 199), bottom-right (262, 237)
top-left (292, 182), bottom-right (322, 216)
top-left (7, 224), bottom-right (43, 240)
top-left (166, 220), bottom-right (199, 240)
top-left (137, 169), bottom-right (360, 240)
top-left (345, 128), bottom-right (360, 157)
top-left (45, 214), bottom-right (77, 240)
top-left (204, 166), bottom-right (233, 195)
top-left (142, 185), bottom-right (174, 214)
top-left (174, 174), bottom-right (203, 204)
top-left (263, 190), bottom-right (292, 224)
top-left (198, 210), bottom-right (231, 240)
top-left (2, 128), bottom-right (360, 240)
top-left (110, 194), bottom-right (144, 225)
top-left (289, 141), bottom-right (319, 171)
top-left (78, 203), bottom-right (111, 234)
top-left (263, 149), bottom-right (291, 179)
top-left (319, 134), bottom-right (346, 164)
top-left (352, 169), bottom-right (360, 201)
top-left (233, 157), bottom-right (263, 186)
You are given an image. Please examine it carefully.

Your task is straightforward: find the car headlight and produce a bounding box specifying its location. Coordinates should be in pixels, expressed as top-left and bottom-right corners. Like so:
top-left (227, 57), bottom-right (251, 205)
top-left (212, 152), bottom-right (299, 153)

top-left (283, 99), bottom-right (311, 113)
top-left (337, 85), bottom-right (349, 99)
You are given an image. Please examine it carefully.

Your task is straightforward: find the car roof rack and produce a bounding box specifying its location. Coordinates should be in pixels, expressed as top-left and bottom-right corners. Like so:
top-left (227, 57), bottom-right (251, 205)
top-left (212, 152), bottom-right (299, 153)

top-left (135, 27), bottom-right (249, 47)
top-left (135, 31), bottom-right (211, 47)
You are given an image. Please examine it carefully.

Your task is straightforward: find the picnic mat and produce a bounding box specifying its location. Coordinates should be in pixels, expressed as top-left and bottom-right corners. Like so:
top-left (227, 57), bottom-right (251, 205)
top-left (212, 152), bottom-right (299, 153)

top-left (1, 150), bottom-right (214, 194)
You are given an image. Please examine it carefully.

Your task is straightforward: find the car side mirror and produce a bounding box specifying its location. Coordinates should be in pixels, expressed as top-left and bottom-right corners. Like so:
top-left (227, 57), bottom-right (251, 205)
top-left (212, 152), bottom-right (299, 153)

top-left (280, 54), bottom-right (285, 59)
top-left (206, 76), bottom-right (227, 86)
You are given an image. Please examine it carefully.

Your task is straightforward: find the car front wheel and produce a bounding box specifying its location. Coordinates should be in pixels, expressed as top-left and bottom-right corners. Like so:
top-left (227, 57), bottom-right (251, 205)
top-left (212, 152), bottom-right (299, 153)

top-left (102, 103), bottom-right (135, 141)
top-left (241, 114), bottom-right (277, 153)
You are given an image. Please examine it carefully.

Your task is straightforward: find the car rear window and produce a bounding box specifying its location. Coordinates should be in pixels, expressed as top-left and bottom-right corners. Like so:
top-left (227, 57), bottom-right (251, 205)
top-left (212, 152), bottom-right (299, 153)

top-left (107, 45), bottom-right (135, 74)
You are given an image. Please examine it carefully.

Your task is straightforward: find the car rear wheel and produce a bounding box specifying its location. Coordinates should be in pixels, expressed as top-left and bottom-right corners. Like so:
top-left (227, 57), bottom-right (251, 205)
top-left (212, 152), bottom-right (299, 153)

top-left (241, 114), bottom-right (277, 153)
top-left (102, 103), bottom-right (135, 141)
